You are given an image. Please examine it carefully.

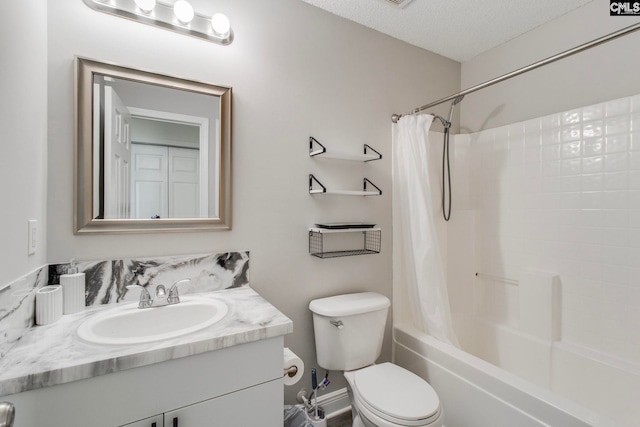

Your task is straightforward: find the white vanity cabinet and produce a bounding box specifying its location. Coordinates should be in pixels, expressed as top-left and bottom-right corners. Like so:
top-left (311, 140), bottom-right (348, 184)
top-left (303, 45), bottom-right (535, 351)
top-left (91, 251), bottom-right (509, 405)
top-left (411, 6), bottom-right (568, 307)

top-left (120, 415), bottom-right (163, 427)
top-left (6, 337), bottom-right (284, 427)
top-left (162, 379), bottom-right (281, 426)
top-left (120, 380), bottom-right (280, 427)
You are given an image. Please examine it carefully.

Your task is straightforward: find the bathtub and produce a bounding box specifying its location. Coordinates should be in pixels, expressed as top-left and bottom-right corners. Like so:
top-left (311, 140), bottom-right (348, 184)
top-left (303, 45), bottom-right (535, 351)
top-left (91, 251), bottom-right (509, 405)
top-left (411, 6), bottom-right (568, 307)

top-left (393, 324), bottom-right (600, 427)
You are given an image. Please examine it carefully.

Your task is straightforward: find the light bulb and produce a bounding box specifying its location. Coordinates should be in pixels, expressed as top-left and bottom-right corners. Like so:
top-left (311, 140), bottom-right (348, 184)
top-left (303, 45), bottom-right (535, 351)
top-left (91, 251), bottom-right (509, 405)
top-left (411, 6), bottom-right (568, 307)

top-left (210, 13), bottom-right (231, 37)
top-left (173, 0), bottom-right (194, 24)
top-left (134, 0), bottom-right (156, 13)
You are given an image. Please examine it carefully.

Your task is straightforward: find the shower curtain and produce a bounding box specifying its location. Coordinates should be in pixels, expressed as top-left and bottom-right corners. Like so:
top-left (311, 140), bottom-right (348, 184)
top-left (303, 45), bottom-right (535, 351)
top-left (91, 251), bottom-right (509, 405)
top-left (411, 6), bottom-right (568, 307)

top-left (392, 114), bottom-right (459, 347)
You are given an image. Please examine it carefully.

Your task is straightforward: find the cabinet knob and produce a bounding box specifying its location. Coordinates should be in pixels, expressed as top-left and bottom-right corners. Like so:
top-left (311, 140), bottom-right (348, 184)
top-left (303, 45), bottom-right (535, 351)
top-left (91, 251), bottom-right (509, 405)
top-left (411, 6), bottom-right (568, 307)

top-left (0, 402), bottom-right (15, 427)
top-left (151, 423), bottom-right (156, 427)
top-left (173, 417), bottom-right (179, 427)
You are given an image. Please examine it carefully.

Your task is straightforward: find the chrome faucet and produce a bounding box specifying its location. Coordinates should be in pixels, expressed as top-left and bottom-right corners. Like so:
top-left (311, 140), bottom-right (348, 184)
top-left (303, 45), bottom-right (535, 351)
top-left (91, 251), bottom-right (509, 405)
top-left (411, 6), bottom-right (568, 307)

top-left (154, 284), bottom-right (168, 306)
top-left (127, 279), bottom-right (191, 309)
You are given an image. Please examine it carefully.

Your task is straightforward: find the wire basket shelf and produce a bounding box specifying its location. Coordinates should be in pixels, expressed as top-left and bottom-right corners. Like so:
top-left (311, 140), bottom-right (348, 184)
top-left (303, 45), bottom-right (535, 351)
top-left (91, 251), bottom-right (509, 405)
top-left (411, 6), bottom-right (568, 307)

top-left (309, 228), bottom-right (381, 258)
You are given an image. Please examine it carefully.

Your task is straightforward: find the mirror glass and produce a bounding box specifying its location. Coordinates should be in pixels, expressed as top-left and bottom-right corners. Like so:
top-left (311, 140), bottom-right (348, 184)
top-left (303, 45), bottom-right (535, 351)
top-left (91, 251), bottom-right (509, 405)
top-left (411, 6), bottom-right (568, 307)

top-left (75, 58), bottom-right (231, 233)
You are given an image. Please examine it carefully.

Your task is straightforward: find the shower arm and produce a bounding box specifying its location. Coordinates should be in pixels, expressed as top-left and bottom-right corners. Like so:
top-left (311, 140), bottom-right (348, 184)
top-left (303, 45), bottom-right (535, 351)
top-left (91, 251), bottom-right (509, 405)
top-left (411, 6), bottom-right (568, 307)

top-left (391, 21), bottom-right (640, 123)
top-left (432, 115), bottom-right (451, 129)
top-left (425, 95), bottom-right (465, 129)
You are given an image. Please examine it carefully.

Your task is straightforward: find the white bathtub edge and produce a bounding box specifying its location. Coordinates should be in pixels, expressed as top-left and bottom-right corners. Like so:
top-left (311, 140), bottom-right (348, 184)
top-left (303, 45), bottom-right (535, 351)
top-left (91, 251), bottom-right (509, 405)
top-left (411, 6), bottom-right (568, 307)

top-left (393, 323), bottom-right (602, 427)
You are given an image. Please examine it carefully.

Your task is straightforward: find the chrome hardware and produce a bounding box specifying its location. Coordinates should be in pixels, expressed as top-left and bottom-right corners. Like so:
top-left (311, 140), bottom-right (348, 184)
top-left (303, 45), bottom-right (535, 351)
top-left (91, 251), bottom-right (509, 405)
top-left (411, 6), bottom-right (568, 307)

top-left (391, 22), bottom-right (640, 123)
top-left (154, 284), bottom-right (168, 307)
top-left (168, 279), bottom-right (191, 305)
top-left (167, 284), bottom-right (180, 305)
top-left (127, 282), bottom-right (187, 309)
top-left (330, 320), bottom-right (344, 329)
top-left (126, 285), bottom-right (153, 309)
top-left (0, 402), bottom-right (15, 427)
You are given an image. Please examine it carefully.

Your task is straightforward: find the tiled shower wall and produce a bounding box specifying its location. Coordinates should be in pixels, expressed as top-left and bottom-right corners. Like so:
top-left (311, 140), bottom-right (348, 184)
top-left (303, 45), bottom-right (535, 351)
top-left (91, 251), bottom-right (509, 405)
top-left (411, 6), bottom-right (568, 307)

top-left (455, 93), bottom-right (640, 364)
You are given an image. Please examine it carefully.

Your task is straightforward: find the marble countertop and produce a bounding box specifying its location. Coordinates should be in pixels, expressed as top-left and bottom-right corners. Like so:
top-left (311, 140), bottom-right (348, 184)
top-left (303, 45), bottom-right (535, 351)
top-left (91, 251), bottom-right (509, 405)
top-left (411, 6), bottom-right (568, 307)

top-left (0, 287), bottom-right (292, 396)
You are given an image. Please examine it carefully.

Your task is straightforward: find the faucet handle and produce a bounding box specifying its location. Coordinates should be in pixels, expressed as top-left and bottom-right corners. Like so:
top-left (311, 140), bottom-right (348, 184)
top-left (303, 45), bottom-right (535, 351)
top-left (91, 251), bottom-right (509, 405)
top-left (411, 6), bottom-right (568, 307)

top-left (168, 279), bottom-right (191, 304)
top-left (126, 285), bottom-right (152, 308)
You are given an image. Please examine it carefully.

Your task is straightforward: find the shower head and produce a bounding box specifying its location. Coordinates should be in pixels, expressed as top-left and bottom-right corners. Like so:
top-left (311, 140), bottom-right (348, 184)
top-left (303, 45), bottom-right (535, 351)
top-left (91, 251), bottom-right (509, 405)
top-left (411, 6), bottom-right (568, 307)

top-left (447, 95), bottom-right (465, 124)
top-left (452, 95), bottom-right (465, 105)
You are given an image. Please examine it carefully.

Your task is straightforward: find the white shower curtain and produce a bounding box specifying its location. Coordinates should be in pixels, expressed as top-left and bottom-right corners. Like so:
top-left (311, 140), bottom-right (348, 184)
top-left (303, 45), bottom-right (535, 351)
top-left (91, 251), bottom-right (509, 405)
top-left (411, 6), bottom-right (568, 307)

top-left (392, 114), bottom-right (459, 347)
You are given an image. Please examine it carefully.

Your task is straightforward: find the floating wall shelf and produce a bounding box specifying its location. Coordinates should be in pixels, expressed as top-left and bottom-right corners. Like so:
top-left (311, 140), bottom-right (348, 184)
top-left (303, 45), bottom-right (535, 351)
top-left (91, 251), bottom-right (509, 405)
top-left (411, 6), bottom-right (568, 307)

top-left (309, 175), bottom-right (382, 196)
top-left (309, 227), bottom-right (381, 258)
top-left (308, 136), bottom-right (382, 257)
top-left (309, 137), bottom-right (382, 162)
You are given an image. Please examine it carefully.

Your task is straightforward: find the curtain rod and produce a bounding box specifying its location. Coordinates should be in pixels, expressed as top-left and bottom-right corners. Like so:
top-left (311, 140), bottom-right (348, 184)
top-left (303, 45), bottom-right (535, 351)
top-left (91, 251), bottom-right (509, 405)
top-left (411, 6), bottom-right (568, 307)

top-left (391, 21), bottom-right (640, 123)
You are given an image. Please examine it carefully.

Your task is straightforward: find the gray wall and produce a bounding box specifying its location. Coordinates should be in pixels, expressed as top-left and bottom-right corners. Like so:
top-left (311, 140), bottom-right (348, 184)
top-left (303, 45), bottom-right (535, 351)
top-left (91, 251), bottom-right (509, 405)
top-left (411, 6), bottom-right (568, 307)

top-left (0, 1), bottom-right (48, 286)
top-left (460, 1), bottom-right (640, 132)
top-left (45, 0), bottom-right (460, 401)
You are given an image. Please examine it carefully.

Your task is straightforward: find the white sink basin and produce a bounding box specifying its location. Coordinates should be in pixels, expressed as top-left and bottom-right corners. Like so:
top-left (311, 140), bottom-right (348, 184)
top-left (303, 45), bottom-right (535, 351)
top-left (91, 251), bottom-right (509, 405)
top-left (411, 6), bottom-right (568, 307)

top-left (77, 297), bottom-right (228, 345)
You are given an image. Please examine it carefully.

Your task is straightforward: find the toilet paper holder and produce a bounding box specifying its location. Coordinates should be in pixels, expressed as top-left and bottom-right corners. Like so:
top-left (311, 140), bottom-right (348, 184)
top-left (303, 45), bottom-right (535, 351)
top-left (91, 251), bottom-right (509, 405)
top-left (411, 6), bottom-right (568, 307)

top-left (284, 366), bottom-right (298, 377)
top-left (283, 347), bottom-right (304, 386)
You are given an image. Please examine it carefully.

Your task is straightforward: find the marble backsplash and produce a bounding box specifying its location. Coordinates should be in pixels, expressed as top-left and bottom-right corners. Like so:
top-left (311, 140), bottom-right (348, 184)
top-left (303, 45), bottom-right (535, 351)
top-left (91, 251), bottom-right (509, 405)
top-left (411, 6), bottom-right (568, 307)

top-left (0, 252), bottom-right (249, 357)
top-left (49, 251), bottom-right (250, 306)
top-left (0, 266), bottom-right (49, 357)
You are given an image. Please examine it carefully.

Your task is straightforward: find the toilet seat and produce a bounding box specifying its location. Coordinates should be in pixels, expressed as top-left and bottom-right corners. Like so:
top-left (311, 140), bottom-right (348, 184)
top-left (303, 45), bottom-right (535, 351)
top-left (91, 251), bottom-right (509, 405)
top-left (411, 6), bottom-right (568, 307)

top-left (347, 363), bottom-right (441, 426)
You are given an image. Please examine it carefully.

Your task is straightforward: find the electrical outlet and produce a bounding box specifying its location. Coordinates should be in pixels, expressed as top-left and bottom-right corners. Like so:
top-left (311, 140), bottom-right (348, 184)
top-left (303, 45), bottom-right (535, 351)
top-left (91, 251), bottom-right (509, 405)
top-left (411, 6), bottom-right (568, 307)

top-left (28, 220), bottom-right (37, 255)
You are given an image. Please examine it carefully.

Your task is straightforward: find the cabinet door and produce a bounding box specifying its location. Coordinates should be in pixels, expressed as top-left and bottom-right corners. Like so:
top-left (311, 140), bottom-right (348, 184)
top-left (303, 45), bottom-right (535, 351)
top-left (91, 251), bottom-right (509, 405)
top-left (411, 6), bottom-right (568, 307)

top-left (164, 379), bottom-right (282, 426)
top-left (119, 414), bottom-right (164, 427)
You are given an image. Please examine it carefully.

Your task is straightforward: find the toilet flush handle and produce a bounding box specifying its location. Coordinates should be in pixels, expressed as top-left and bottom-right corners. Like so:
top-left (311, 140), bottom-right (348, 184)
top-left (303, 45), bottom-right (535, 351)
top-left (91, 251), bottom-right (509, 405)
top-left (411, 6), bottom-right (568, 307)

top-left (330, 319), bottom-right (344, 329)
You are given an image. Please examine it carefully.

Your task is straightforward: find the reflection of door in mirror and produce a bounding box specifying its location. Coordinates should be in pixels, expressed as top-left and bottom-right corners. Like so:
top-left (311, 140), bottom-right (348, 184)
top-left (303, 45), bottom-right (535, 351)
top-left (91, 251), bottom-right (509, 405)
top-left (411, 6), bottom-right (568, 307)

top-left (131, 118), bottom-right (202, 219)
top-left (103, 86), bottom-right (132, 219)
top-left (169, 147), bottom-right (201, 218)
top-left (96, 78), bottom-right (212, 220)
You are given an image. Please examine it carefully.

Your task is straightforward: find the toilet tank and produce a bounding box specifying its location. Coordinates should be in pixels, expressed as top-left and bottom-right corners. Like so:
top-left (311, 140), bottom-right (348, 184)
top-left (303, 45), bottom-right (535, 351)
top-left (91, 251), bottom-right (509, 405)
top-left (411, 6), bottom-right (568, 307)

top-left (309, 292), bottom-right (390, 371)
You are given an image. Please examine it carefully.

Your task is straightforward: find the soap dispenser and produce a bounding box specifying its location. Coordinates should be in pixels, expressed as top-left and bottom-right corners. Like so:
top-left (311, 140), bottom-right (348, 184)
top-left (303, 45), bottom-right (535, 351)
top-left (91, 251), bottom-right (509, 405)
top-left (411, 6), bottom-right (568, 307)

top-left (60, 259), bottom-right (86, 314)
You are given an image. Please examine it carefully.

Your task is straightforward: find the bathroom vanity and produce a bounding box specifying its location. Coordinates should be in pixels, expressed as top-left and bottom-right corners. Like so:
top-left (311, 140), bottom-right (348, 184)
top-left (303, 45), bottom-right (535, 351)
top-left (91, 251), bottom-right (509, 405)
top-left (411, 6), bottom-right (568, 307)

top-left (0, 287), bottom-right (292, 426)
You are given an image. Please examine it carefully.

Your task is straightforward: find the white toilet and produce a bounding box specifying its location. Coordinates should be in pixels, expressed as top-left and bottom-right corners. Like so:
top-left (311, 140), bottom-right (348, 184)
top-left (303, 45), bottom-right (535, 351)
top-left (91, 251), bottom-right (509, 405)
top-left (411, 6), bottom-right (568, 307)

top-left (309, 292), bottom-right (443, 427)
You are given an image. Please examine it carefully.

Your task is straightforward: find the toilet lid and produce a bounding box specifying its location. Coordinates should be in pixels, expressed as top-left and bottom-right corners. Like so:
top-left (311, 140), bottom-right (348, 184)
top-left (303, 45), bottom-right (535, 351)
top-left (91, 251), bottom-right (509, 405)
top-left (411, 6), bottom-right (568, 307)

top-left (353, 363), bottom-right (440, 423)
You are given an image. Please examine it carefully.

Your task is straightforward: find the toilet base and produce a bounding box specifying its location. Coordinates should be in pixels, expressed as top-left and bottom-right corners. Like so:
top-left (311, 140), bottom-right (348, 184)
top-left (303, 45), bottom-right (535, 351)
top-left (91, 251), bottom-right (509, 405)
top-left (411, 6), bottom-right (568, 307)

top-left (352, 413), bottom-right (366, 427)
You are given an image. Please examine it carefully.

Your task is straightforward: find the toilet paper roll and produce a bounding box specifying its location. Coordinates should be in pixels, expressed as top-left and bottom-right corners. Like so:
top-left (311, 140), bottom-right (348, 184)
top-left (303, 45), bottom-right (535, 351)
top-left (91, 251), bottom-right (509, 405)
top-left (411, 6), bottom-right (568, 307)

top-left (35, 285), bottom-right (63, 326)
top-left (283, 347), bottom-right (304, 386)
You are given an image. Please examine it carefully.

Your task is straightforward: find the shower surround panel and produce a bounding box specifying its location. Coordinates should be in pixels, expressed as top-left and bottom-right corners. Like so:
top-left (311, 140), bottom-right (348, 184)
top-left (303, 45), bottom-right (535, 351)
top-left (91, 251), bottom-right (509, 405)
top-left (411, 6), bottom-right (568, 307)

top-left (448, 93), bottom-right (640, 426)
top-left (465, 94), bottom-right (640, 361)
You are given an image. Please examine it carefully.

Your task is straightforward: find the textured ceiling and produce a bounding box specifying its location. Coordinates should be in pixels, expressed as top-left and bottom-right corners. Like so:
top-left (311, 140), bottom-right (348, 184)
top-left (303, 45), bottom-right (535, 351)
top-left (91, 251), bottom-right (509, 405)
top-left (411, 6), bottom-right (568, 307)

top-left (298, 0), bottom-right (595, 62)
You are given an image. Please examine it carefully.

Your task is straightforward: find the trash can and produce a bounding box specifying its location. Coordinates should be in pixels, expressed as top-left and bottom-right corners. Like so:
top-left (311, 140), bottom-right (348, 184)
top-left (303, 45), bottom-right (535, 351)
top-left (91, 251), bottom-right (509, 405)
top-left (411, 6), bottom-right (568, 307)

top-left (284, 405), bottom-right (312, 427)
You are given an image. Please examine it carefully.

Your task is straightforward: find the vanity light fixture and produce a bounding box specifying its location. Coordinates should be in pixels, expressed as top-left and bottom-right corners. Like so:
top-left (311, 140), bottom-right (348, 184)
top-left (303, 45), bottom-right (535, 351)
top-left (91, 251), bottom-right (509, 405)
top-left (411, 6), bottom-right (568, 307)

top-left (210, 13), bottom-right (231, 37)
top-left (173, 0), bottom-right (194, 24)
top-left (82, 0), bottom-right (234, 45)
top-left (134, 0), bottom-right (156, 13)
